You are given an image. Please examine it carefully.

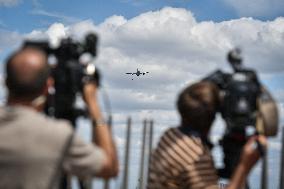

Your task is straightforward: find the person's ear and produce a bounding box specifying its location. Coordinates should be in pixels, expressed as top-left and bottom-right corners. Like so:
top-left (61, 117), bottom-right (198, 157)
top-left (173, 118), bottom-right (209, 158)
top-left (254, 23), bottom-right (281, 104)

top-left (47, 77), bottom-right (54, 89)
top-left (42, 77), bottom-right (54, 96)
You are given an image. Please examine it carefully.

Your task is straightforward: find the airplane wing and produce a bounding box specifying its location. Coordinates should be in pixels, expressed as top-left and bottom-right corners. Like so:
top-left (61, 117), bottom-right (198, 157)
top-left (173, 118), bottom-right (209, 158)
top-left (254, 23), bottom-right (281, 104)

top-left (126, 73), bottom-right (133, 74)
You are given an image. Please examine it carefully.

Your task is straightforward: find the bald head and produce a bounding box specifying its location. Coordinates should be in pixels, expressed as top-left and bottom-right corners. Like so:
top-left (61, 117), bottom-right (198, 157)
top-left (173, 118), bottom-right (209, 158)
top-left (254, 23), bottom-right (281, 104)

top-left (6, 47), bottom-right (50, 100)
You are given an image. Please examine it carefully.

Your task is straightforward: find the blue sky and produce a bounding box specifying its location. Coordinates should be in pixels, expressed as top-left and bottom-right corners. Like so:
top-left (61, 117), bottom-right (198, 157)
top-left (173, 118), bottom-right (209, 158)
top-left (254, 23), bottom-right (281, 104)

top-left (5, 0), bottom-right (231, 32)
top-left (1, 1), bottom-right (284, 189)
top-left (1, 0), bottom-right (284, 33)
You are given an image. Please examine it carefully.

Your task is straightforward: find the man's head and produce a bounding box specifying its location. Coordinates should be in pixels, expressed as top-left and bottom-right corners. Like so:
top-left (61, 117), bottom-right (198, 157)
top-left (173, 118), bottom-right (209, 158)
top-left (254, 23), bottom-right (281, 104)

top-left (5, 47), bottom-right (51, 102)
top-left (177, 81), bottom-right (220, 134)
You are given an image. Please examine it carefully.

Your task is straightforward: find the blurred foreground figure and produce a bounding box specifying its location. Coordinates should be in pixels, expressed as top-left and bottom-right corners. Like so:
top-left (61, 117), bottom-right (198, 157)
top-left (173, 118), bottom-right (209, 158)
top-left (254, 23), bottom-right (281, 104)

top-left (147, 82), bottom-right (266, 189)
top-left (0, 47), bottom-right (118, 189)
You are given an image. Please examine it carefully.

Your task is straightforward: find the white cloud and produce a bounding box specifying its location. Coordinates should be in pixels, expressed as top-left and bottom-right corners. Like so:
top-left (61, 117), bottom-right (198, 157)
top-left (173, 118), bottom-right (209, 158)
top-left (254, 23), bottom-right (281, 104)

top-left (45, 23), bottom-right (68, 47)
top-left (91, 8), bottom-right (284, 118)
top-left (1, 6), bottom-right (284, 130)
top-left (1, 6), bottom-right (284, 134)
top-left (223, 0), bottom-right (284, 17)
top-left (23, 23), bottom-right (70, 48)
top-left (0, 0), bottom-right (21, 7)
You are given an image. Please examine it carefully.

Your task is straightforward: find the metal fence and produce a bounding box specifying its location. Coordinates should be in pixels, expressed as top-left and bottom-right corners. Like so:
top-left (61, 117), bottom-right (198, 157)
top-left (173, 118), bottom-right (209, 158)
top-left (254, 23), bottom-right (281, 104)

top-left (102, 117), bottom-right (154, 189)
top-left (84, 117), bottom-right (284, 189)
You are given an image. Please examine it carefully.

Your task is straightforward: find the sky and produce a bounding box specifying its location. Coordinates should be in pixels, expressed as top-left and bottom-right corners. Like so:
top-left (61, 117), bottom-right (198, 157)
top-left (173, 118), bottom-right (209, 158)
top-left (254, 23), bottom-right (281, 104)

top-left (1, 0), bottom-right (284, 189)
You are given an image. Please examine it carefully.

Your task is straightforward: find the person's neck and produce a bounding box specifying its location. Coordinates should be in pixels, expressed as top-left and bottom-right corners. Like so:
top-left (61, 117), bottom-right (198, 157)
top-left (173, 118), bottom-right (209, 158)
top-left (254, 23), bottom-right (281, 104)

top-left (179, 124), bottom-right (212, 149)
top-left (179, 123), bottom-right (208, 138)
top-left (7, 97), bottom-right (43, 112)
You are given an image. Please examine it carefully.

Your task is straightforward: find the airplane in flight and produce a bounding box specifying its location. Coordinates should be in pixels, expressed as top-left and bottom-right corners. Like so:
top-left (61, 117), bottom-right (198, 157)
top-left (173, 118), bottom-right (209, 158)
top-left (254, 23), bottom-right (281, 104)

top-left (126, 68), bottom-right (149, 77)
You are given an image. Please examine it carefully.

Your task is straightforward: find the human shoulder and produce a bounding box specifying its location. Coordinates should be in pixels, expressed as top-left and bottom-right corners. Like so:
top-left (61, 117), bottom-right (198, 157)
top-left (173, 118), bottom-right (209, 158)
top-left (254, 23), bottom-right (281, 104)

top-left (159, 127), bottom-right (181, 143)
top-left (159, 127), bottom-right (198, 144)
top-left (36, 112), bottom-right (74, 137)
top-left (153, 127), bottom-right (205, 173)
top-left (159, 127), bottom-right (204, 156)
top-left (7, 106), bottom-right (74, 137)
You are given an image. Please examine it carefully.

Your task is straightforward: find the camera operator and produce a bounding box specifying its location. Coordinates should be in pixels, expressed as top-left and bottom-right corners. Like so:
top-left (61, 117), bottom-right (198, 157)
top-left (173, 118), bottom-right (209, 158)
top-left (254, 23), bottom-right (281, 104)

top-left (147, 81), bottom-right (267, 189)
top-left (0, 47), bottom-right (118, 188)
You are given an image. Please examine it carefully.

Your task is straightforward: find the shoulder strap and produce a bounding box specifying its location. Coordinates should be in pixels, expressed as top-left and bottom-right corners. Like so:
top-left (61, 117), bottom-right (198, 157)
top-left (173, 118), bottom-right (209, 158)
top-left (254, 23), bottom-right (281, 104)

top-left (48, 131), bottom-right (75, 189)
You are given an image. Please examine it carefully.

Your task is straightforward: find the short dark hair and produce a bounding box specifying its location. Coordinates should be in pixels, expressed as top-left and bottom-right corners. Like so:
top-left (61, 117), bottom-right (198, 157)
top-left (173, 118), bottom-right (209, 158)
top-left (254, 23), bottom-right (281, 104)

top-left (177, 81), bottom-right (219, 131)
top-left (5, 47), bottom-right (50, 99)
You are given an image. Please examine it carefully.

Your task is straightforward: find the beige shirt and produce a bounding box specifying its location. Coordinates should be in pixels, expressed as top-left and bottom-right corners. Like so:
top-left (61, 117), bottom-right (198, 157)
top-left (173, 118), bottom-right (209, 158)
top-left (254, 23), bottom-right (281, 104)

top-left (147, 128), bottom-right (219, 189)
top-left (0, 106), bottom-right (106, 189)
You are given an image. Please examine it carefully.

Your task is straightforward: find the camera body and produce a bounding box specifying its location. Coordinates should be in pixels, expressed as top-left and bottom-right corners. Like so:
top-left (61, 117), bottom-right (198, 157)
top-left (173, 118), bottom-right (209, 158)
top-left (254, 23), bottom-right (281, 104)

top-left (221, 70), bottom-right (260, 132)
top-left (23, 33), bottom-right (100, 123)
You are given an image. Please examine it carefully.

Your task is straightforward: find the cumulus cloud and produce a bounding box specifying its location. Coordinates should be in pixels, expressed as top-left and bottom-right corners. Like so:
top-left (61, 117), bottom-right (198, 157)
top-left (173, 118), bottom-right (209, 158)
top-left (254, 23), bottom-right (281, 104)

top-left (1, 6), bottom-right (284, 124)
top-left (24, 23), bottom-right (68, 47)
top-left (92, 7), bottom-right (284, 116)
top-left (223, 0), bottom-right (284, 17)
top-left (0, 0), bottom-right (21, 7)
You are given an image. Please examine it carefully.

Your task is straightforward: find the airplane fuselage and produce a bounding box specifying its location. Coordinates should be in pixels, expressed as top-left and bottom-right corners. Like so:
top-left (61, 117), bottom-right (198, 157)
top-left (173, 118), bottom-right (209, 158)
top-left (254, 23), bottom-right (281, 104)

top-left (126, 68), bottom-right (149, 78)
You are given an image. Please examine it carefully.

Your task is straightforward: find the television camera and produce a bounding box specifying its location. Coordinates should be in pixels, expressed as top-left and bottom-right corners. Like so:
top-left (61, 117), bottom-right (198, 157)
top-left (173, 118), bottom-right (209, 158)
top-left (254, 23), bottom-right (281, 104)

top-left (23, 33), bottom-right (100, 124)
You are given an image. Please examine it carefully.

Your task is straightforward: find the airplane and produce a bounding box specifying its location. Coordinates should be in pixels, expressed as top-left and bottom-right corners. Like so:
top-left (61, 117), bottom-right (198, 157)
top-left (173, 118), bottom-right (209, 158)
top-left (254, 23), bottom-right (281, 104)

top-left (126, 68), bottom-right (149, 77)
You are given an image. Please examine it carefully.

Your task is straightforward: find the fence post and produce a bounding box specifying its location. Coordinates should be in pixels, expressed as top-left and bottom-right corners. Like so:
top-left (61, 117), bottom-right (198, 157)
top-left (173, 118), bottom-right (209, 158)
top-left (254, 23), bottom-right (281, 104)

top-left (279, 127), bottom-right (284, 189)
top-left (143, 119), bottom-right (154, 189)
top-left (138, 120), bottom-right (148, 189)
top-left (121, 117), bottom-right (132, 189)
top-left (148, 120), bottom-right (154, 165)
top-left (103, 115), bottom-right (113, 189)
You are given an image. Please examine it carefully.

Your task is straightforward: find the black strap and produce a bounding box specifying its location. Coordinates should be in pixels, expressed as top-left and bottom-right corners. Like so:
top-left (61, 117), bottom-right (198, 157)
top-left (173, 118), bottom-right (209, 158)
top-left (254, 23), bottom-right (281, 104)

top-left (48, 131), bottom-right (75, 189)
